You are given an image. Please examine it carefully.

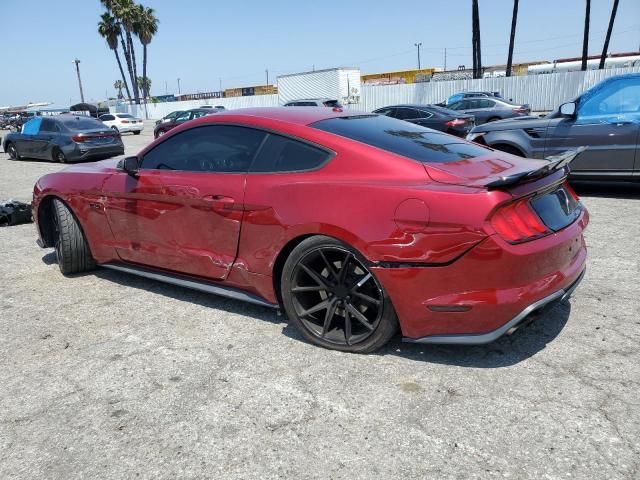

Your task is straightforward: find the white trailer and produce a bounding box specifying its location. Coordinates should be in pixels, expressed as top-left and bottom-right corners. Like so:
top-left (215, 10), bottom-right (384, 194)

top-left (277, 67), bottom-right (361, 105)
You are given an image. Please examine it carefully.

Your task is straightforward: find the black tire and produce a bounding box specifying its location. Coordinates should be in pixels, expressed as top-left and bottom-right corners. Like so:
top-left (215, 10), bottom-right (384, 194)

top-left (52, 147), bottom-right (67, 163)
top-left (493, 144), bottom-right (525, 157)
top-left (52, 199), bottom-right (96, 275)
top-left (6, 142), bottom-right (18, 160)
top-left (133, 130), bottom-right (141, 135)
top-left (486, 117), bottom-right (501, 123)
top-left (281, 235), bottom-right (398, 353)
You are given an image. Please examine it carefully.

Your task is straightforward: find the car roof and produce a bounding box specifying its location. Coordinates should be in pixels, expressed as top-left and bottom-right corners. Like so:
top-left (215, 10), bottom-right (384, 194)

top-left (197, 107), bottom-right (365, 126)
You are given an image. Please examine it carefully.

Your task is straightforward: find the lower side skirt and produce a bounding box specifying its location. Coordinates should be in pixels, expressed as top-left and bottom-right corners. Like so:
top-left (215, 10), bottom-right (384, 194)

top-left (403, 268), bottom-right (585, 345)
top-left (102, 263), bottom-right (278, 309)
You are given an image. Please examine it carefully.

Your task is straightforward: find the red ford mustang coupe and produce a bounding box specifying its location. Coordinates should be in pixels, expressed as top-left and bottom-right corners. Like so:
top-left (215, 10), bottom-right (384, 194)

top-left (32, 107), bottom-right (588, 352)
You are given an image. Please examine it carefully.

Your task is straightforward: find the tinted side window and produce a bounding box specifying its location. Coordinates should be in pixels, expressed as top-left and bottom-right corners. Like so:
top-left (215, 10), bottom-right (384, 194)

top-left (448, 101), bottom-right (466, 111)
top-left (312, 115), bottom-right (491, 164)
top-left (395, 108), bottom-right (420, 120)
top-left (142, 125), bottom-right (267, 173)
top-left (374, 108), bottom-right (394, 116)
top-left (175, 112), bottom-right (191, 122)
top-left (251, 134), bottom-right (331, 172)
top-left (40, 118), bottom-right (55, 132)
top-left (480, 99), bottom-right (495, 108)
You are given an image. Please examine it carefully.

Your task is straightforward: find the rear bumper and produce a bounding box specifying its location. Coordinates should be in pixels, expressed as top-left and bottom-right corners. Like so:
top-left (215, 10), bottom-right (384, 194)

top-left (404, 268), bottom-right (585, 344)
top-left (64, 144), bottom-right (124, 161)
top-left (117, 124), bottom-right (143, 133)
top-left (373, 209), bottom-right (588, 342)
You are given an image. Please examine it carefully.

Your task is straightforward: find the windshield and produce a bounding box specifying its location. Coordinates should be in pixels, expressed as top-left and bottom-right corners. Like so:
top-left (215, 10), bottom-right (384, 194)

top-left (117, 114), bottom-right (135, 119)
top-left (312, 115), bottom-right (490, 163)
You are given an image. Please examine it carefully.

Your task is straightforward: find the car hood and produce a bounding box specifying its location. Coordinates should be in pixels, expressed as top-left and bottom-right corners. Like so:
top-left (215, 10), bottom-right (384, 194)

top-left (471, 115), bottom-right (550, 132)
top-left (425, 152), bottom-right (549, 188)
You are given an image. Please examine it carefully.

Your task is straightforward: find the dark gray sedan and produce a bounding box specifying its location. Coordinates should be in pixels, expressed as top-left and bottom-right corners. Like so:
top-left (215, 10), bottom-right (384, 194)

top-left (2, 115), bottom-right (124, 163)
top-left (447, 97), bottom-right (530, 125)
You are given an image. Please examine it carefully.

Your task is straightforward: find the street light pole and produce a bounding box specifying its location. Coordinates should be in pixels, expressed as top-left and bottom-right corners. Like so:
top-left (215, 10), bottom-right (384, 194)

top-left (177, 78), bottom-right (181, 95)
top-left (266, 69), bottom-right (269, 85)
top-left (414, 43), bottom-right (422, 70)
top-left (73, 59), bottom-right (85, 103)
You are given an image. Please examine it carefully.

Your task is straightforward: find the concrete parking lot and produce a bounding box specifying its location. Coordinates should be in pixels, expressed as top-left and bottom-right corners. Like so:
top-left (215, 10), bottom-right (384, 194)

top-left (0, 122), bottom-right (639, 479)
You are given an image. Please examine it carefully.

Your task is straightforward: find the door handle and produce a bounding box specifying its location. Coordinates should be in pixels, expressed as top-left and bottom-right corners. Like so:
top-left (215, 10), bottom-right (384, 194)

top-left (203, 195), bottom-right (236, 211)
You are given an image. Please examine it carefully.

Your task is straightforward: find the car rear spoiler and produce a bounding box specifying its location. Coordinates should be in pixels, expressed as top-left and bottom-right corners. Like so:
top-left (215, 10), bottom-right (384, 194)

top-left (486, 146), bottom-right (586, 189)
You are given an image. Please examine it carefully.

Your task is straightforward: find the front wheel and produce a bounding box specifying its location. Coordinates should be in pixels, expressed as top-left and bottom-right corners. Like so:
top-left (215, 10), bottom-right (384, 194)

top-left (6, 142), bottom-right (18, 160)
top-left (52, 199), bottom-right (96, 275)
top-left (281, 236), bottom-right (398, 353)
top-left (133, 130), bottom-right (141, 135)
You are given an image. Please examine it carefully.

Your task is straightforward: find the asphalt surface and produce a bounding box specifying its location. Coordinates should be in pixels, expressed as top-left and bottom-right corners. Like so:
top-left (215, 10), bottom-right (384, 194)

top-left (1, 122), bottom-right (639, 479)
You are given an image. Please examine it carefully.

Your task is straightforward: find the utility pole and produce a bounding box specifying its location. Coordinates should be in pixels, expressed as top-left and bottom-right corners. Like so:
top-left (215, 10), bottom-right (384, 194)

top-left (73, 59), bottom-right (85, 103)
top-left (414, 42), bottom-right (422, 70)
top-left (219, 77), bottom-right (222, 91)
top-left (266, 69), bottom-right (269, 85)
top-left (444, 48), bottom-right (447, 71)
top-left (177, 78), bottom-right (181, 95)
top-left (165, 81), bottom-right (168, 94)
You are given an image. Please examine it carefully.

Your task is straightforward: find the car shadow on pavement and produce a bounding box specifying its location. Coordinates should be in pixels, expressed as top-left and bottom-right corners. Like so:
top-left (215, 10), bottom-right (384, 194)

top-left (43, 252), bottom-right (571, 366)
top-left (90, 266), bottom-right (285, 326)
top-left (377, 301), bottom-right (572, 368)
top-left (572, 181), bottom-right (640, 200)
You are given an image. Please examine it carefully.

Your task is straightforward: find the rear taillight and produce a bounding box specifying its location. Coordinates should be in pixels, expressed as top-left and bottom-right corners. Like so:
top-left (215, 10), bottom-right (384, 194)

top-left (512, 107), bottom-right (529, 114)
top-left (71, 134), bottom-right (87, 142)
top-left (121, 120), bottom-right (130, 123)
top-left (490, 198), bottom-right (551, 244)
top-left (445, 118), bottom-right (467, 127)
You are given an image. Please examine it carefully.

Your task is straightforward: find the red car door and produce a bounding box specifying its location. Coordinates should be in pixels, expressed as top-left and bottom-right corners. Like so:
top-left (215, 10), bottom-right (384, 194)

top-left (102, 124), bottom-right (268, 280)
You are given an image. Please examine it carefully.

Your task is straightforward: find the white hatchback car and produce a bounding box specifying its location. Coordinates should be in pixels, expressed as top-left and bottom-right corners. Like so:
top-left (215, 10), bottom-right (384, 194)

top-left (99, 113), bottom-right (144, 135)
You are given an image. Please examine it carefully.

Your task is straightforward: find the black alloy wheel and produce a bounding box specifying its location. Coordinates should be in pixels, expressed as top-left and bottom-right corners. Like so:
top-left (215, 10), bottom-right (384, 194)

top-left (282, 236), bottom-right (398, 352)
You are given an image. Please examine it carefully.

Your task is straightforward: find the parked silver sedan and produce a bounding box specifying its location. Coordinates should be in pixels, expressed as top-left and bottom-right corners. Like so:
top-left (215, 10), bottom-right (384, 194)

top-left (447, 97), bottom-right (530, 125)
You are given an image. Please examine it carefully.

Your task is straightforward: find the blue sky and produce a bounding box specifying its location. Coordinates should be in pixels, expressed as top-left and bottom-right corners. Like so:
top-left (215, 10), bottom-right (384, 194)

top-left (1, 0), bottom-right (638, 106)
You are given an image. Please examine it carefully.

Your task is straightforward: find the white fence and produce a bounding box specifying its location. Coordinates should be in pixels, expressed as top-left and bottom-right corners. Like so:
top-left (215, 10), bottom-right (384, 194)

top-left (112, 67), bottom-right (640, 119)
top-left (350, 66), bottom-right (640, 112)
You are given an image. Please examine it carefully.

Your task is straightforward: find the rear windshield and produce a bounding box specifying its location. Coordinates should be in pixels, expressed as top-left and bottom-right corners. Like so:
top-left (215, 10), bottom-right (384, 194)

top-left (312, 115), bottom-right (490, 163)
top-left (117, 114), bottom-right (134, 118)
top-left (59, 116), bottom-right (105, 131)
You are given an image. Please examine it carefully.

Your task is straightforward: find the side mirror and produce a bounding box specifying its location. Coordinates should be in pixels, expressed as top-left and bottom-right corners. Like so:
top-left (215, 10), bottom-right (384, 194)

top-left (559, 102), bottom-right (576, 117)
top-left (118, 156), bottom-right (140, 177)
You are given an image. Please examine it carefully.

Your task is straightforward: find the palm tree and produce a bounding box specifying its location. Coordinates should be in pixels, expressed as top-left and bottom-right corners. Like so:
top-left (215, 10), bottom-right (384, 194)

top-left (581, 0), bottom-right (591, 71)
top-left (137, 77), bottom-right (151, 99)
top-left (105, 0), bottom-right (141, 104)
top-left (114, 80), bottom-right (125, 99)
top-left (98, 12), bottom-right (132, 101)
top-left (506, 0), bottom-right (519, 77)
top-left (134, 5), bottom-right (159, 100)
top-left (599, 0), bottom-right (619, 69)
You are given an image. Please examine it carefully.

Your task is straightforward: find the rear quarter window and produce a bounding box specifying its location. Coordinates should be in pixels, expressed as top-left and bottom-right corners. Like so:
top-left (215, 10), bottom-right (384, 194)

top-left (312, 115), bottom-right (490, 163)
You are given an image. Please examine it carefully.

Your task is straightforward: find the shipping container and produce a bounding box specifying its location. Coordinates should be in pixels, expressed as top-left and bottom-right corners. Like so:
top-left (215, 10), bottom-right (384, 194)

top-left (277, 68), bottom-right (361, 105)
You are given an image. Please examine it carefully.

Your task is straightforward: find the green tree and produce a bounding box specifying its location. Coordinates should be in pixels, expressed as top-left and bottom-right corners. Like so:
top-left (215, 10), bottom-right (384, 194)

top-left (137, 76), bottom-right (151, 99)
top-left (114, 80), bottom-right (125, 99)
top-left (98, 12), bottom-right (131, 100)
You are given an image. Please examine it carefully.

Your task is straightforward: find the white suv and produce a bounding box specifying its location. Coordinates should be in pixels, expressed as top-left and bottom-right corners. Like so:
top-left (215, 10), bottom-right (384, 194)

top-left (99, 113), bottom-right (144, 135)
